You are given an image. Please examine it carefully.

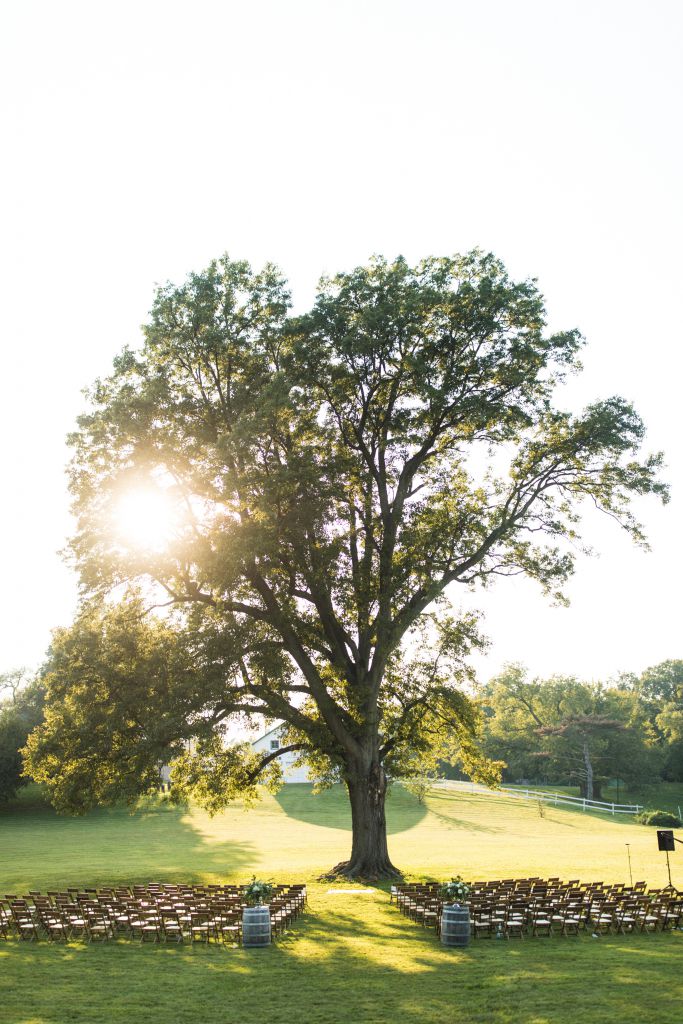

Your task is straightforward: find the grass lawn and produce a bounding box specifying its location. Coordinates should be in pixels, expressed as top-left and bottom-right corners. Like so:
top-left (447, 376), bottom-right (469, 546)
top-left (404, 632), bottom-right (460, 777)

top-left (1, 783), bottom-right (682, 1023)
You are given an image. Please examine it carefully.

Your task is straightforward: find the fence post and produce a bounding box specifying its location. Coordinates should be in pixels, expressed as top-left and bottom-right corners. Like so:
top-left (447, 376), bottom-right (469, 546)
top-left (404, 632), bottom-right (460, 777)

top-left (611, 803), bottom-right (615, 815)
top-left (582, 799), bottom-right (586, 811)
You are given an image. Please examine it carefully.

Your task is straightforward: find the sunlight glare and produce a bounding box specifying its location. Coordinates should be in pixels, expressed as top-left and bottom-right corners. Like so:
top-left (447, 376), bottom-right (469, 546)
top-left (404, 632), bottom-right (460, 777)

top-left (115, 487), bottom-right (178, 552)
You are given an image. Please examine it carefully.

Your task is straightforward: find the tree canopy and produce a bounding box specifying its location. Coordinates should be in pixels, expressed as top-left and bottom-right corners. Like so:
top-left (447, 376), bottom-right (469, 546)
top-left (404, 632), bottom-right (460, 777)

top-left (0, 673), bottom-right (44, 804)
top-left (622, 660), bottom-right (683, 781)
top-left (25, 252), bottom-right (666, 877)
top-left (479, 665), bottom-right (662, 799)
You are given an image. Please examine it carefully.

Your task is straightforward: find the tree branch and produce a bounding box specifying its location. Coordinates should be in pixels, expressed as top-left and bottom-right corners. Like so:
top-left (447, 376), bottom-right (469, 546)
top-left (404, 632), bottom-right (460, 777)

top-left (246, 743), bottom-right (308, 783)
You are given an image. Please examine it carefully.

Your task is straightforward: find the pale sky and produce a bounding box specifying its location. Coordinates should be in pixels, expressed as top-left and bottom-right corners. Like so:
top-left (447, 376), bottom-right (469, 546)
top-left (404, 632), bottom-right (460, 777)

top-left (1, 1), bottom-right (681, 683)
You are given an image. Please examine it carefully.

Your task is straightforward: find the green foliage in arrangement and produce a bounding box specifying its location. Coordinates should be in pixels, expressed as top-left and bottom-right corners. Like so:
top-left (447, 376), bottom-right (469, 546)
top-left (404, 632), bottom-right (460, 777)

top-left (243, 876), bottom-right (275, 905)
top-left (439, 876), bottom-right (471, 902)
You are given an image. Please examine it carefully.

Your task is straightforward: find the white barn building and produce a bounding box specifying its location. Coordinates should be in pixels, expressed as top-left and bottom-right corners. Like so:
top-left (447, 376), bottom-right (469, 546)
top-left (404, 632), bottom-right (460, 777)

top-left (251, 723), bottom-right (310, 784)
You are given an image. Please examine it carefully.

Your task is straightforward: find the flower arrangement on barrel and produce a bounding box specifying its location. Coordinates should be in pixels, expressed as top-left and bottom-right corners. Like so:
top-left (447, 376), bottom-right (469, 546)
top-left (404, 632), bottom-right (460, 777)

top-left (244, 877), bottom-right (275, 906)
top-left (439, 877), bottom-right (471, 905)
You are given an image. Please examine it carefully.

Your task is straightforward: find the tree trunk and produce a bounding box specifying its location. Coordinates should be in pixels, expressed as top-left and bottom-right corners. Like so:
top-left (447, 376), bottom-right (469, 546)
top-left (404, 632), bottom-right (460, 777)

top-left (328, 761), bottom-right (401, 880)
top-left (582, 741), bottom-right (594, 801)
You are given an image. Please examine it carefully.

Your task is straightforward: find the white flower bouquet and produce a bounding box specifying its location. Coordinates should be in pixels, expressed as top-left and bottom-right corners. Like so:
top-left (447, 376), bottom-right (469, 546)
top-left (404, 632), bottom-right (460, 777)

top-left (439, 876), bottom-right (471, 903)
top-left (244, 876), bottom-right (275, 906)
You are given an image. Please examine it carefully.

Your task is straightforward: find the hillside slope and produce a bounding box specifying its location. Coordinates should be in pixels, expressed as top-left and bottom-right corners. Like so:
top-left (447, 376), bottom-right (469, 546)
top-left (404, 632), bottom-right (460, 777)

top-left (2, 782), bottom-right (680, 891)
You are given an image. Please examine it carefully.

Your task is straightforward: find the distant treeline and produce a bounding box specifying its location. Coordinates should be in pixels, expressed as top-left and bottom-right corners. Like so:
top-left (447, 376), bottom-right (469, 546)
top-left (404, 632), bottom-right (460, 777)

top-left (472, 660), bottom-right (683, 800)
top-left (2, 659), bottom-right (682, 807)
top-left (0, 670), bottom-right (45, 803)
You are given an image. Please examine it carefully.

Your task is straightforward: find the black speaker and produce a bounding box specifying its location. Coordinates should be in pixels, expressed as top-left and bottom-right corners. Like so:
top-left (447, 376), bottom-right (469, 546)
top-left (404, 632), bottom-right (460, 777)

top-left (657, 830), bottom-right (675, 852)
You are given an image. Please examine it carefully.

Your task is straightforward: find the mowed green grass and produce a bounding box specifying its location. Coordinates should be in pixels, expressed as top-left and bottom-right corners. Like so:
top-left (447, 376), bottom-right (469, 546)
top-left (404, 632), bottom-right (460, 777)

top-left (1, 783), bottom-right (682, 1024)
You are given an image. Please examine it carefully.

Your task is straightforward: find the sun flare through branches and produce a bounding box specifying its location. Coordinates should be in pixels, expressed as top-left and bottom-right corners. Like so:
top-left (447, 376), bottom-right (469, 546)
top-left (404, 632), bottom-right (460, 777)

top-left (114, 486), bottom-right (179, 552)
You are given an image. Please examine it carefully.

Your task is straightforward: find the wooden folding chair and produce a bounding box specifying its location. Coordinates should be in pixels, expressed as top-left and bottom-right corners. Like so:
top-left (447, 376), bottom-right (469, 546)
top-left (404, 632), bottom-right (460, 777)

top-left (590, 901), bottom-right (617, 936)
top-left (190, 911), bottom-right (214, 945)
top-left (214, 909), bottom-right (241, 945)
top-left (558, 905), bottom-right (588, 937)
top-left (38, 907), bottom-right (70, 942)
top-left (503, 905), bottom-right (526, 939)
top-left (85, 908), bottom-right (115, 943)
top-left (530, 907), bottom-right (553, 937)
top-left (131, 908), bottom-right (162, 943)
top-left (10, 903), bottom-right (39, 941)
top-left (160, 910), bottom-right (184, 943)
top-left (471, 903), bottom-right (494, 939)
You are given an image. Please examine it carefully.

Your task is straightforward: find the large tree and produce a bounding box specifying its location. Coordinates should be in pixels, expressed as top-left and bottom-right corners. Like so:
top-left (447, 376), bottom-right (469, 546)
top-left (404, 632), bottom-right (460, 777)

top-left (26, 253), bottom-right (665, 877)
top-left (623, 660), bottom-right (683, 780)
top-left (480, 666), bottom-right (661, 798)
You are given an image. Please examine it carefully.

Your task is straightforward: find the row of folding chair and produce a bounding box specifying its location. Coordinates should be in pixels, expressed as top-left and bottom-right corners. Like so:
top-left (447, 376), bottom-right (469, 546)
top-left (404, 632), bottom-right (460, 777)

top-left (0, 883), bottom-right (307, 944)
top-left (393, 877), bottom-right (683, 940)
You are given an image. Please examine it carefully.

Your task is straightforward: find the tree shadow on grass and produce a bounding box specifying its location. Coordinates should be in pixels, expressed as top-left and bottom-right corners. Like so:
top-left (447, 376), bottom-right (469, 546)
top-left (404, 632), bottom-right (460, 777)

top-left (424, 791), bottom-right (501, 834)
top-left (424, 807), bottom-right (499, 834)
top-left (274, 783), bottom-right (427, 834)
top-left (0, 793), bottom-right (257, 892)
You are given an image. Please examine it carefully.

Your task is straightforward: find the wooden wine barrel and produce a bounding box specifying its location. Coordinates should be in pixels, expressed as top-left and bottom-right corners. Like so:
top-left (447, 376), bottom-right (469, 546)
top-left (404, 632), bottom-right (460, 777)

top-left (440, 904), bottom-right (470, 947)
top-left (242, 905), bottom-right (271, 947)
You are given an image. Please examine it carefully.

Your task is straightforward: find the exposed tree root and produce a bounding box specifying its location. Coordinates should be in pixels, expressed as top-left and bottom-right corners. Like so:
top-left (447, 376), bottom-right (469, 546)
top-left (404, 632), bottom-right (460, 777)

top-left (318, 859), bottom-right (404, 883)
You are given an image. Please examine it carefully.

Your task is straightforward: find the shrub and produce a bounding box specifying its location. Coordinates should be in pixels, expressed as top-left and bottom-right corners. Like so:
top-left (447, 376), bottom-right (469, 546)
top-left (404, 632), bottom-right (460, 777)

top-left (635, 809), bottom-right (682, 827)
top-left (403, 775), bottom-right (433, 804)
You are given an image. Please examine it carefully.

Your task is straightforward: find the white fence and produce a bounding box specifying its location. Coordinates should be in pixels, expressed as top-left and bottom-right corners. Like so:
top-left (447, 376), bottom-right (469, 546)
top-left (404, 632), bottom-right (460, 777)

top-left (434, 779), bottom-right (643, 815)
